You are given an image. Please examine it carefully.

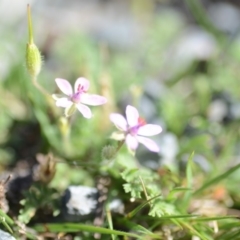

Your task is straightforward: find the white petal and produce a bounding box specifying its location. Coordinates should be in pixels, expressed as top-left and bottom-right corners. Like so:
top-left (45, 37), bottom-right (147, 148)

top-left (126, 105), bottom-right (139, 127)
top-left (81, 94), bottom-right (107, 106)
top-left (76, 104), bottom-right (92, 119)
top-left (126, 134), bottom-right (138, 151)
top-left (74, 77), bottom-right (90, 93)
top-left (55, 98), bottom-right (73, 108)
top-left (138, 124), bottom-right (162, 136)
top-left (137, 136), bottom-right (160, 152)
top-left (55, 78), bottom-right (73, 96)
top-left (110, 113), bottom-right (127, 131)
top-left (52, 94), bottom-right (65, 100)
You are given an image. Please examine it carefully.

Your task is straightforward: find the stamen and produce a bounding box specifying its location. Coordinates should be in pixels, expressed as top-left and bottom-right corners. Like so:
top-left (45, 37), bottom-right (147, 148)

top-left (77, 84), bottom-right (83, 92)
top-left (77, 84), bottom-right (87, 93)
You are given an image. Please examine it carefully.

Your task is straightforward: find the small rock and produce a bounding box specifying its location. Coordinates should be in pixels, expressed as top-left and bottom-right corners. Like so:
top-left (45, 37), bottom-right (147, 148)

top-left (165, 28), bottom-right (216, 79)
top-left (109, 199), bottom-right (124, 214)
top-left (208, 2), bottom-right (240, 35)
top-left (61, 186), bottom-right (125, 222)
top-left (0, 230), bottom-right (16, 240)
top-left (61, 186), bottom-right (98, 221)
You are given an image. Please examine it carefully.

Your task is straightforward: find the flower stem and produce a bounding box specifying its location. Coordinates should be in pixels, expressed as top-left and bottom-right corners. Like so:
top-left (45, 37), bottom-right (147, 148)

top-left (32, 77), bottom-right (50, 96)
top-left (27, 4), bottom-right (33, 44)
top-left (115, 140), bottom-right (125, 155)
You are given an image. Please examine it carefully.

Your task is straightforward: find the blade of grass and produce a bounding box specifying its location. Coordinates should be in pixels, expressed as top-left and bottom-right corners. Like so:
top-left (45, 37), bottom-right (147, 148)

top-left (1, 220), bottom-right (13, 234)
top-left (181, 221), bottom-right (209, 240)
top-left (181, 152), bottom-right (194, 210)
top-left (106, 203), bottom-right (115, 240)
top-left (0, 210), bottom-right (14, 234)
top-left (193, 163), bottom-right (240, 196)
top-left (218, 221), bottom-right (240, 230)
top-left (217, 229), bottom-right (240, 240)
top-left (115, 218), bottom-right (162, 239)
top-left (140, 214), bottom-right (198, 222)
top-left (167, 187), bottom-right (192, 201)
top-left (34, 223), bottom-right (142, 239)
top-left (0, 209), bottom-right (14, 225)
top-left (193, 216), bottom-right (238, 222)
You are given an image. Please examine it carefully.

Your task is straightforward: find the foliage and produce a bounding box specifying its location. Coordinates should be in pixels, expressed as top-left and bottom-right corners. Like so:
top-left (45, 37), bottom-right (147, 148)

top-left (1, 1), bottom-right (240, 239)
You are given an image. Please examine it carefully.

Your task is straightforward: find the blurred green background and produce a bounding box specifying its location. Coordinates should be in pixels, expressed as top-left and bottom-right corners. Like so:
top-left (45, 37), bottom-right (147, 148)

top-left (1, 0), bottom-right (240, 238)
top-left (1, 0), bottom-right (240, 176)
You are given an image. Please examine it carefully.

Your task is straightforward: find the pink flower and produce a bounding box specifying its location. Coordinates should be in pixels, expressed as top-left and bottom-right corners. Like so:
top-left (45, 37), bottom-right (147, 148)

top-left (110, 105), bottom-right (162, 152)
top-left (52, 77), bottom-right (107, 118)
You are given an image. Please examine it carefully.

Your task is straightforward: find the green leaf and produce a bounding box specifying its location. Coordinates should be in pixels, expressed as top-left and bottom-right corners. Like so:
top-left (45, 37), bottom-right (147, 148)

top-left (121, 168), bottom-right (139, 182)
top-left (148, 199), bottom-right (178, 217)
top-left (122, 183), bottom-right (142, 198)
top-left (121, 167), bottom-right (160, 199)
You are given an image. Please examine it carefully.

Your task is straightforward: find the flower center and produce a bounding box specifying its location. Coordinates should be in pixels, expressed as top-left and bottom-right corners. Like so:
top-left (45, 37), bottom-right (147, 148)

top-left (70, 84), bottom-right (86, 103)
top-left (129, 117), bottom-right (146, 136)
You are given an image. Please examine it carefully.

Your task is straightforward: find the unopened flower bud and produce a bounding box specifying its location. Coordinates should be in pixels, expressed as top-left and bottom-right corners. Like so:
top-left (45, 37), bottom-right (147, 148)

top-left (102, 145), bottom-right (116, 161)
top-left (26, 43), bottom-right (42, 77)
top-left (26, 4), bottom-right (42, 78)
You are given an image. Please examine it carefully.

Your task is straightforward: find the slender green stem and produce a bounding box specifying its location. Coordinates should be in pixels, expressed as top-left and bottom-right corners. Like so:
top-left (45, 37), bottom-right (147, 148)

top-left (139, 176), bottom-right (151, 207)
top-left (115, 140), bottom-right (125, 155)
top-left (106, 204), bottom-right (115, 240)
top-left (27, 4), bottom-right (34, 44)
top-left (32, 77), bottom-right (50, 96)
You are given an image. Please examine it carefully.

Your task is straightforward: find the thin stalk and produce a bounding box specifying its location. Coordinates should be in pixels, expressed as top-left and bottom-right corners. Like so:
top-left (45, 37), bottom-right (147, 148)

top-left (115, 140), bottom-right (125, 155)
top-left (32, 77), bottom-right (50, 96)
top-left (106, 204), bottom-right (115, 240)
top-left (139, 175), bottom-right (153, 208)
top-left (27, 4), bottom-right (33, 44)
